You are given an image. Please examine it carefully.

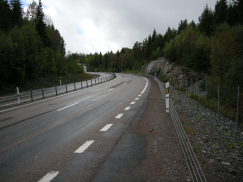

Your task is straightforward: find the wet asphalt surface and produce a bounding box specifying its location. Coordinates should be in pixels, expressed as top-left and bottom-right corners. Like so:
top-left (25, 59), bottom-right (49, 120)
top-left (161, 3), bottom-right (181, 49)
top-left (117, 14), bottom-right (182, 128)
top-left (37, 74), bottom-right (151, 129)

top-left (0, 73), bottom-right (151, 182)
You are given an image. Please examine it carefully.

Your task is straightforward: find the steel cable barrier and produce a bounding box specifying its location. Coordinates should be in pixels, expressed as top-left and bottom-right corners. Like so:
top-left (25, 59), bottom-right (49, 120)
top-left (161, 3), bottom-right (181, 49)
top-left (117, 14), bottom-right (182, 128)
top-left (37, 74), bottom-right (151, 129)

top-left (0, 74), bottom-right (116, 108)
top-left (144, 73), bottom-right (207, 182)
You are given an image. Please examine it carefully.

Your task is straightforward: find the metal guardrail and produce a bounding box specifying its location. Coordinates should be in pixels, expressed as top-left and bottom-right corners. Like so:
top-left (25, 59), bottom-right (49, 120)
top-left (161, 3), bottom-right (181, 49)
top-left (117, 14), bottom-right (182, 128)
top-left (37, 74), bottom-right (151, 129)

top-left (144, 73), bottom-right (207, 182)
top-left (0, 74), bottom-right (116, 108)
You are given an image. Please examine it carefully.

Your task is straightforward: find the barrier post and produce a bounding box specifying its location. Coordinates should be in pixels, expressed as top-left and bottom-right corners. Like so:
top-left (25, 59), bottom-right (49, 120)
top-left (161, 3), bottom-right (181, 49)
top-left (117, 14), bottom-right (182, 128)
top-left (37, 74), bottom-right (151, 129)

top-left (66, 84), bottom-right (68, 93)
top-left (30, 89), bottom-right (33, 101)
top-left (166, 82), bottom-right (170, 113)
top-left (42, 87), bottom-right (44, 99)
top-left (74, 82), bottom-right (76, 90)
top-left (236, 85), bottom-right (240, 126)
top-left (16, 87), bottom-right (20, 104)
top-left (55, 85), bottom-right (57, 95)
top-left (81, 81), bottom-right (82, 89)
top-left (86, 80), bottom-right (88, 87)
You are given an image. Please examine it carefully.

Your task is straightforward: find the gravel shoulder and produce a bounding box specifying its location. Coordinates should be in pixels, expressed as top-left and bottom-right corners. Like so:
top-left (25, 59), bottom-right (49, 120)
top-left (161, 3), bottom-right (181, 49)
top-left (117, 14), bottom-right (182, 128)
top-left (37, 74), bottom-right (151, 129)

top-left (170, 84), bottom-right (243, 181)
top-left (134, 77), bottom-right (189, 181)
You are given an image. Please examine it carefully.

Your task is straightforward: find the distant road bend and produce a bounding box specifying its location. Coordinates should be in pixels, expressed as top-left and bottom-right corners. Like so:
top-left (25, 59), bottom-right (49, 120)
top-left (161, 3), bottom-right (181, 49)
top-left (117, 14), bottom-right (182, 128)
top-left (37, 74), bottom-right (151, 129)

top-left (0, 73), bottom-right (153, 182)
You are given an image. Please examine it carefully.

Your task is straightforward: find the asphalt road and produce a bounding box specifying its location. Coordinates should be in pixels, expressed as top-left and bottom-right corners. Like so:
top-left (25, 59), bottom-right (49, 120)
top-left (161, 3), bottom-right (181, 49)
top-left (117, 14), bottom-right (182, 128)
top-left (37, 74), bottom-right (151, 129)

top-left (0, 73), bottom-right (150, 182)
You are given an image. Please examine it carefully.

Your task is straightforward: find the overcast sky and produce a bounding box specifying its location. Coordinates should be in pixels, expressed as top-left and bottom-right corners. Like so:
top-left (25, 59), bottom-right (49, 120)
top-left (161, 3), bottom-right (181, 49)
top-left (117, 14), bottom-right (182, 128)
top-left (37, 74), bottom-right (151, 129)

top-left (22, 0), bottom-right (218, 55)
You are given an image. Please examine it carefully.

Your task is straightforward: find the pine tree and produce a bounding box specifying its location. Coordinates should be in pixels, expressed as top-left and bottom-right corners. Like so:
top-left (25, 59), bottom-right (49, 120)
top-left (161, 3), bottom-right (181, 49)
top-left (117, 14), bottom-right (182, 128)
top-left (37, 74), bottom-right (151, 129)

top-left (233, 0), bottom-right (243, 24)
top-left (213, 0), bottom-right (228, 26)
top-left (0, 0), bottom-right (12, 31)
top-left (35, 0), bottom-right (50, 47)
top-left (10, 0), bottom-right (23, 28)
top-left (178, 19), bottom-right (188, 34)
top-left (226, 1), bottom-right (238, 26)
top-left (198, 4), bottom-right (214, 36)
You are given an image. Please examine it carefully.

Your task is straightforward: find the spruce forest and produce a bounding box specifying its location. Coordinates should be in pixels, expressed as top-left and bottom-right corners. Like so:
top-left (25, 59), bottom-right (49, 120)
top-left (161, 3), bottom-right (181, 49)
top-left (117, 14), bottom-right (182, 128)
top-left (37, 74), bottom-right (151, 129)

top-left (0, 0), bottom-right (86, 92)
top-left (0, 0), bottom-right (243, 91)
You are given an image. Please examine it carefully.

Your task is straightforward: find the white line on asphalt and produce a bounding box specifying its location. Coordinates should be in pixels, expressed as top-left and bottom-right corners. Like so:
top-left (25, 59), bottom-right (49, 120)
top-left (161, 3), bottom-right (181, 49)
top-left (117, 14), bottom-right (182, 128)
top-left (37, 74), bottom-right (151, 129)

top-left (108, 88), bottom-right (114, 91)
top-left (141, 77), bottom-right (148, 94)
top-left (130, 101), bottom-right (135, 104)
top-left (38, 171), bottom-right (59, 182)
top-left (138, 95), bottom-right (141, 97)
top-left (74, 140), bottom-right (94, 153)
top-left (0, 75), bottom-right (119, 113)
top-left (100, 124), bottom-right (113, 131)
top-left (124, 106), bottom-right (131, 110)
top-left (135, 98), bottom-right (139, 100)
top-left (57, 103), bottom-right (78, 111)
top-left (115, 113), bottom-right (123, 118)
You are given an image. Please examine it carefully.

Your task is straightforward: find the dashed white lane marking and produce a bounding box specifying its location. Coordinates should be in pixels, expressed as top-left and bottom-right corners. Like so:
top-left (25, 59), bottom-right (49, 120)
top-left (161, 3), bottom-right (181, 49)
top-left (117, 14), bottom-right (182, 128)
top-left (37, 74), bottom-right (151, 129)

top-left (130, 101), bottom-right (135, 104)
top-left (123, 82), bottom-right (126, 84)
top-left (141, 77), bottom-right (148, 94)
top-left (135, 98), bottom-right (139, 100)
top-left (124, 106), bottom-right (131, 110)
top-left (57, 103), bottom-right (78, 111)
top-left (115, 113), bottom-right (123, 118)
top-left (108, 88), bottom-right (114, 91)
top-left (74, 140), bottom-right (94, 153)
top-left (100, 124), bottom-right (113, 131)
top-left (38, 171), bottom-right (59, 182)
top-left (138, 95), bottom-right (141, 97)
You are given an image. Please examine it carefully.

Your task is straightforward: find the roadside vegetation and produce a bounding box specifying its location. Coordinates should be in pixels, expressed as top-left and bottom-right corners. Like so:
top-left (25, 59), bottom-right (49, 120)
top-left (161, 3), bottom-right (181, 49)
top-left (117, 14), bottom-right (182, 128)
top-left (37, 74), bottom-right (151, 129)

top-left (0, 0), bottom-right (90, 94)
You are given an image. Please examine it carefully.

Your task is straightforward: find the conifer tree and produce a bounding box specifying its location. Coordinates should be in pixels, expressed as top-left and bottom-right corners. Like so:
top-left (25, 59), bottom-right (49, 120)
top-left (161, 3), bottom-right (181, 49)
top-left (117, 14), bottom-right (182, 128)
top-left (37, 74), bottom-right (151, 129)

top-left (0, 0), bottom-right (12, 31)
top-left (233, 0), bottom-right (243, 24)
top-left (226, 1), bottom-right (238, 26)
top-left (10, 0), bottom-right (23, 28)
top-left (198, 4), bottom-right (214, 36)
top-left (35, 0), bottom-right (50, 47)
top-left (213, 0), bottom-right (228, 26)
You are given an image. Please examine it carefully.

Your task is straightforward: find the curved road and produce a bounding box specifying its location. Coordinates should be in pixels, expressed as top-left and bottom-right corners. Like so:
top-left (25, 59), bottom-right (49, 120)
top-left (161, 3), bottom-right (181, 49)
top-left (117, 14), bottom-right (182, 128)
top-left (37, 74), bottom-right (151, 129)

top-left (0, 73), bottom-right (150, 182)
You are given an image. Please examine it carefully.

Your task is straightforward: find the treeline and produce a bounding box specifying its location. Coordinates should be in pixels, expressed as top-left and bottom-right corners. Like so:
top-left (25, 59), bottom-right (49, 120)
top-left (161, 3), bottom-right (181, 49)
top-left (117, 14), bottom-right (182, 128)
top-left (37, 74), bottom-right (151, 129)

top-left (84, 0), bottom-right (243, 87)
top-left (0, 0), bottom-right (83, 86)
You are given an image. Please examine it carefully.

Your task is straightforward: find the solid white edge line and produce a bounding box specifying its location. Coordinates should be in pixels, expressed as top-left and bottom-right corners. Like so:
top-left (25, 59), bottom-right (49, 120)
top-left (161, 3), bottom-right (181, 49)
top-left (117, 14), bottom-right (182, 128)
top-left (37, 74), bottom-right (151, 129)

top-left (57, 102), bottom-right (78, 111)
top-left (115, 113), bottom-right (123, 118)
top-left (130, 101), bottom-right (135, 104)
top-left (74, 140), bottom-right (94, 153)
top-left (100, 124), bottom-right (113, 131)
top-left (124, 106), bottom-right (131, 110)
top-left (38, 171), bottom-right (59, 182)
top-left (0, 75), bottom-right (119, 113)
top-left (141, 77), bottom-right (148, 94)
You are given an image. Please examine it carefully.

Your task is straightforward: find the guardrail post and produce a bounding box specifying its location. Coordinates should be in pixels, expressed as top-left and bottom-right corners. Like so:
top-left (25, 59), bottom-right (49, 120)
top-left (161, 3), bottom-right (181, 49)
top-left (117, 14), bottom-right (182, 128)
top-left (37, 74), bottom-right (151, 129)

top-left (74, 82), bottom-right (76, 90)
top-left (30, 89), bottom-right (33, 101)
top-left (205, 80), bottom-right (207, 105)
top-left (186, 78), bottom-right (187, 94)
top-left (66, 84), bottom-right (68, 93)
top-left (91, 79), bottom-right (92, 86)
top-left (155, 73), bottom-right (156, 82)
top-left (42, 87), bottom-right (44, 99)
top-left (218, 83), bottom-right (219, 115)
top-left (95, 78), bottom-right (96, 84)
top-left (236, 85), bottom-right (240, 127)
top-left (55, 85), bottom-right (57, 95)
top-left (81, 81), bottom-right (82, 89)
top-left (166, 82), bottom-right (169, 113)
top-left (86, 80), bottom-right (88, 87)
top-left (16, 87), bottom-right (20, 104)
